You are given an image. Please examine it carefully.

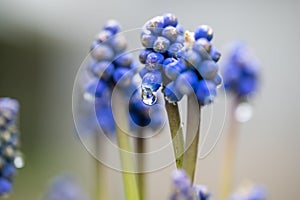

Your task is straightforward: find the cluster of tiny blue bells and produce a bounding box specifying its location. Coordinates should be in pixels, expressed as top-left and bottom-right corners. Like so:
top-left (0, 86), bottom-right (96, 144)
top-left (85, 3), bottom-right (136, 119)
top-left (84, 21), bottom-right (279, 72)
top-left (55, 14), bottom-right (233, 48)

top-left (139, 13), bottom-right (222, 106)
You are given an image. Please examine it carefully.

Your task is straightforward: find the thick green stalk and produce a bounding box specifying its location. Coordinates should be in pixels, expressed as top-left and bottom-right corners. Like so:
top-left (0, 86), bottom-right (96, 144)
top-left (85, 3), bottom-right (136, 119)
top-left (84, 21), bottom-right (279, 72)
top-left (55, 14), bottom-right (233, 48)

top-left (183, 95), bottom-right (201, 183)
top-left (165, 102), bottom-right (184, 169)
top-left (95, 134), bottom-right (106, 200)
top-left (117, 126), bottom-right (140, 200)
top-left (219, 99), bottom-right (239, 200)
top-left (136, 137), bottom-right (146, 200)
top-left (113, 89), bottom-right (140, 200)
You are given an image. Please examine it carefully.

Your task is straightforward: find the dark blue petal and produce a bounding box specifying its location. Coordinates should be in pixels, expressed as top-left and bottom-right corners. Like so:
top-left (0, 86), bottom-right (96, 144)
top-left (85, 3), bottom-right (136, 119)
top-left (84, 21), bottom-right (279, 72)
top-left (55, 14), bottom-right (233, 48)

top-left (194, 25), bottom-right (214, 41)
top-left (196, 80), bottom-right (217, 105)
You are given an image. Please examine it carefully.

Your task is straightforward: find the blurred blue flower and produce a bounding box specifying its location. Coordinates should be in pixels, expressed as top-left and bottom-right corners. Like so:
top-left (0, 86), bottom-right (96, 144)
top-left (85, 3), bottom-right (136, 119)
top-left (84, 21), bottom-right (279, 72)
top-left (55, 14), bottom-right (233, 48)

top-left (0, 98), bottom-right (22, 196)
top-left (84, 20), bottom-right (139, 135)
top-left (222, 42), bottom-right (259, 99)
top-left (43, 175), bottom-right (90, 200)
top-left (85, 19), bottom-right (166, 137)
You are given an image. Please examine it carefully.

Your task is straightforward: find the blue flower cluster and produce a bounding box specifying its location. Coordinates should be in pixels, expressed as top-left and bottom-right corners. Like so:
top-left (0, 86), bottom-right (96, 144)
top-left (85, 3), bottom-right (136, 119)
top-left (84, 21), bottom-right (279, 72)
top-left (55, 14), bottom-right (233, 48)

top-left (170, 169), bottom-right (210, 200)
top-left (86, 20), bottom-right (163, 133)
top-left (89, 20), bottom-right (138, 88)
top-left (86, 20), bottom-right (138, 134)
top-left (229, 184), bottom-right (266, 200)
top-left (139, 14), bottom-right (221, 106)
top-left (0, 98), bottom-right (21, 196)
top-left (222, 42), bottom-right (259, 98)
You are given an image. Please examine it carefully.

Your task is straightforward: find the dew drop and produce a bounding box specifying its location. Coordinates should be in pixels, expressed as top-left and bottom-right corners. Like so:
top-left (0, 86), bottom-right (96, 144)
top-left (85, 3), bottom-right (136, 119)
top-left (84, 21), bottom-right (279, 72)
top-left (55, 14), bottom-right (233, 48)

top-left (14, 155), bottom-right (25, 169)
top-left (141, 87), bottom-right (157, 106)
top-left (235, 102), bottom-right (253, 123)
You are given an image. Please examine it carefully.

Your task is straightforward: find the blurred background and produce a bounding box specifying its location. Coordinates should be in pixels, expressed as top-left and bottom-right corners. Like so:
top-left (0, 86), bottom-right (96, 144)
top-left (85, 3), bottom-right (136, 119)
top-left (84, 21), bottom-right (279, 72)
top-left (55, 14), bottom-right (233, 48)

top-left (0, 0), bottom-right (299, 199)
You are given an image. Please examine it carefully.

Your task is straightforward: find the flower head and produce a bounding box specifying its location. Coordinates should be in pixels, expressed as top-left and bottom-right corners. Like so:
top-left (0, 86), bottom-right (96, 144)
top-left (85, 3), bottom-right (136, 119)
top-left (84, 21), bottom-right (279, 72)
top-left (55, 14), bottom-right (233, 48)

top-left (85, 20), bottom-right (164, 134)
top-left (222, 42), bottom-right (259, 99)
top-left (139, 14), bottom-right (221, 106)
top-left (0, 98), bottom-right (22, 196)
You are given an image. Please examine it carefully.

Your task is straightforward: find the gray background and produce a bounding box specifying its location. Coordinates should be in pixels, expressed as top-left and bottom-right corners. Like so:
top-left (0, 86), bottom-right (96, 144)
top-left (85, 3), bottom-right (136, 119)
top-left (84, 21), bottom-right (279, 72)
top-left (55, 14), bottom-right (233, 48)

top-left (0, 0), bottom-right (299, 199)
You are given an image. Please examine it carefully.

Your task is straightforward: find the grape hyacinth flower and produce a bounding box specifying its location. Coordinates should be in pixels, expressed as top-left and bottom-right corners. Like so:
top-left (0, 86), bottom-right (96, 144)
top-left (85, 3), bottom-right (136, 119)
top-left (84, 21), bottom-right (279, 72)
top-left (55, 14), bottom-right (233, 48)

top-left (219, 42), bottom-right (260, 200)
top-left (43, 175), bottom-right (90, 200)
top-left (170, 169), bottom-right (210, 200)
top-left (0, 98), bottom-right (23, 196)
top-left (86, 19), bottom-right (139, 136)
top-left (139, 13), bottom-right (221, 183)
top-left (80, 15), bottom-right (223, 200)
top-left (222, 42), bottom-right (259, 100)
top-left (139, 14), bottom-right (221, 106)
top-left (139, 13), bottom-right (185, 105)
top-left (85, 20), bottom-right (159, 200)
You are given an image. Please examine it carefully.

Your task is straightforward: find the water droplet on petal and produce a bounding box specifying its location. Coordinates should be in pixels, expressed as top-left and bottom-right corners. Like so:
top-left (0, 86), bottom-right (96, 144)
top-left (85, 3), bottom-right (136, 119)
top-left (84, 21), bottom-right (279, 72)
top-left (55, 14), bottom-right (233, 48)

top-left (141, 87), bottom-right (157, 106)
top-left (235, 102), bottom-right (253, 123)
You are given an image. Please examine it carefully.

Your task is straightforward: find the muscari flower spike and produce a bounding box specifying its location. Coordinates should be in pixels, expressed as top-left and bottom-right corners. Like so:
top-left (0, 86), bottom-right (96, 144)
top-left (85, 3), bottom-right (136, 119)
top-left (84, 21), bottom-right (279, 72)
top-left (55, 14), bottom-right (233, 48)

top-left (43, 175), bottom-right (90, 200)
top-left (85, 20), bottom-right (163, 134)
top-left (222, 42), bottom-right (259, 100)
top-left (170, 169), bottom-right (210, 200)
top-left (85, 20), bottom-right (135, 135)
top-left (139, 13), bottom-right (222, 106)
top-left (0, 98), bottom-right (22, 196)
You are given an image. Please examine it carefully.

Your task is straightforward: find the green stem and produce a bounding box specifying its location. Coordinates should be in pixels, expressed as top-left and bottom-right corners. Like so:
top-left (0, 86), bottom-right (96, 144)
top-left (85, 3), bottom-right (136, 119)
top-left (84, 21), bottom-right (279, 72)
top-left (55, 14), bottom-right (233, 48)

top-left (113, 89), bottom-right (140, 200)
top-left (219, 99), bottom-right (239, 200)
top-left (165, 101), bottom-right (184, 169)
top-left (183, 95), bottom-right (201, 183)
top-left (95, 134), bottom-right (106, 200)
top-left (116, 126), bottom-right (140, 200)
top-left (136, 136), bottom-right (146, 200)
